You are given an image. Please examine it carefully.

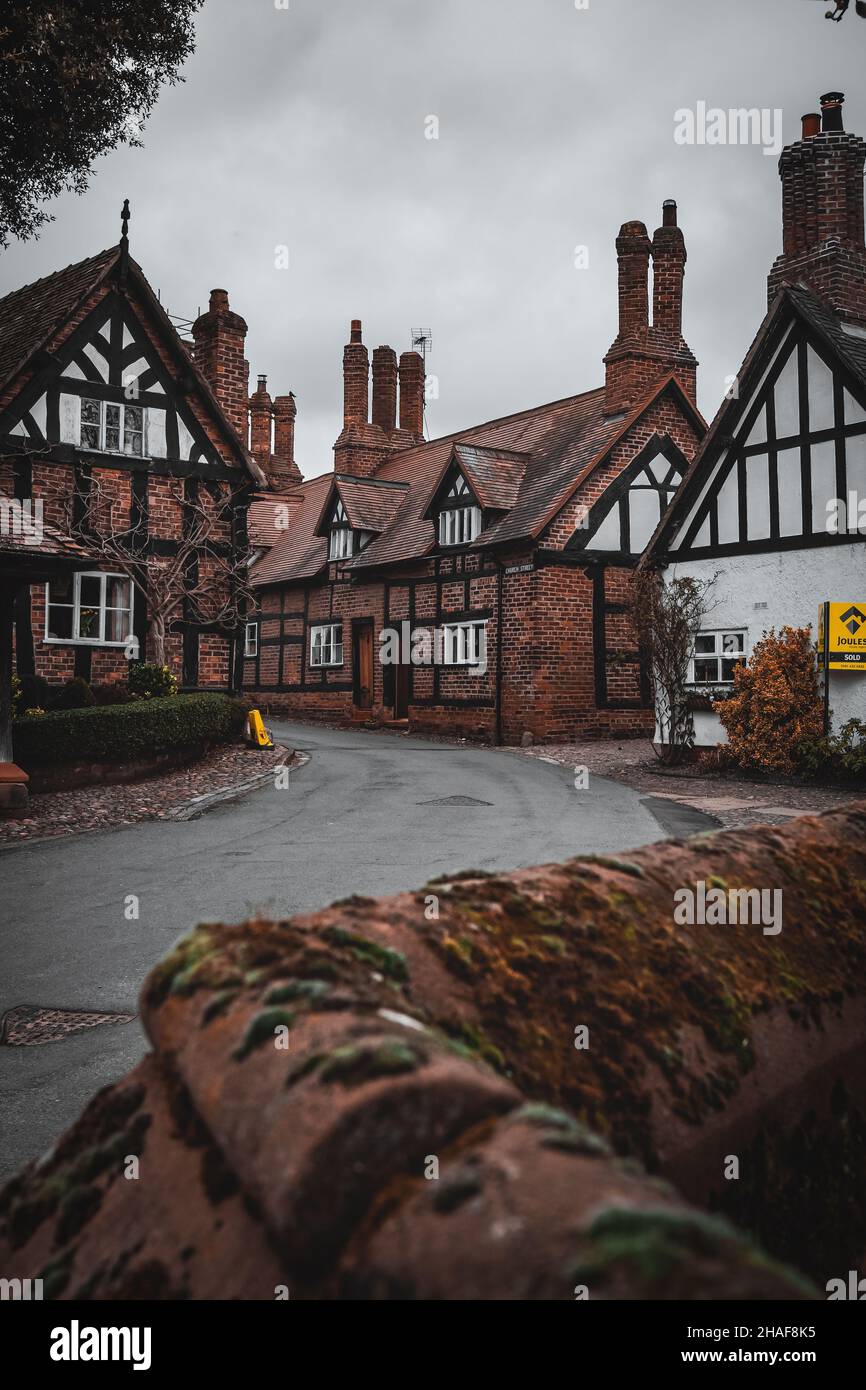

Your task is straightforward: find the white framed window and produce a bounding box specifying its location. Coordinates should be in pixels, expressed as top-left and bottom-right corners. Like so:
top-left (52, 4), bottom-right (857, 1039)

top-left (329, 527), bottom-right (354, 560)
top-left (439, 504), bottom-right (481, 547)
top-left (442, 620), bottom-right (487, 666)
top-left (328, 498), bottom-right (354, 560)
top-left (689, 630), bottom-right (748, 685)
top-left (45, 571), bottom-right (134, 646)
top-left (310, 622), bottom-right (343, 667)
top-left (80, 398), bottom-right (145, 457)
top-left (244, 622), bottom-right (259, 658)
top-left (438, 473), bottom-right (481, 546)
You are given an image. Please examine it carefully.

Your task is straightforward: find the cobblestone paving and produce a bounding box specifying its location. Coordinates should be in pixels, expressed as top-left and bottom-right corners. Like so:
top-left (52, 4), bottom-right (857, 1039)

top-left (0, 742), bottom-right (288, 847)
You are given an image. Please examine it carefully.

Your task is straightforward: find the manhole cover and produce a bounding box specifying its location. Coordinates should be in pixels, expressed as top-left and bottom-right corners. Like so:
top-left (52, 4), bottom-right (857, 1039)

top-left (0, 1006), bottom-right (135, 1047)
top-left (417, 795), bottom-right (493, 807)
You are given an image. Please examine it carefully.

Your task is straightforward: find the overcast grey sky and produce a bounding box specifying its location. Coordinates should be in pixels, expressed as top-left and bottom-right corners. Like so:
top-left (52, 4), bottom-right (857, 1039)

top-left (2, 0), bottom-right (864, 475)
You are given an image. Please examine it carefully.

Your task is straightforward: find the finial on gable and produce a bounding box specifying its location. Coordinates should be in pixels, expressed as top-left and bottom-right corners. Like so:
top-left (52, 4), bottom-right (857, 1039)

top-left (119, 198), bottom-right (131, 283)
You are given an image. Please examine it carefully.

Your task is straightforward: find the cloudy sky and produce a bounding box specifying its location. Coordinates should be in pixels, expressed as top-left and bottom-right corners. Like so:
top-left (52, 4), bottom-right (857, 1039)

top-left (2, 0), bottom-right (864, 475)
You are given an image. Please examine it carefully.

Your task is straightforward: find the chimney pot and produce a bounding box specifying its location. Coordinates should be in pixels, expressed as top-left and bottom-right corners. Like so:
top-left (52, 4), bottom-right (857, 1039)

top-left (343, 321), bottom-right (369, 427)
top-left (820, 91), bottom-right (845, 134)
top-left (209, 288), bottom-right (230, 312)
top-left (801, 112), bottom-right (822, 140)
top-left (662, 199), bottom-right (678, 227)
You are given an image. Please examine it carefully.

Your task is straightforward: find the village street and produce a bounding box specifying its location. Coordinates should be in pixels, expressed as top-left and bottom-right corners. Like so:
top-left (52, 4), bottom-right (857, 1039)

top-left (0, 721), bottom-right (713, 1179)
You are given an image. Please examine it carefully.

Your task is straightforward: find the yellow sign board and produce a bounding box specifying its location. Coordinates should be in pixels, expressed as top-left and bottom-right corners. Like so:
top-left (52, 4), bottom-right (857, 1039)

top-left (247, 709), bottom-right (274, 748)
top-left (819, 602), bottom-right (866, 671)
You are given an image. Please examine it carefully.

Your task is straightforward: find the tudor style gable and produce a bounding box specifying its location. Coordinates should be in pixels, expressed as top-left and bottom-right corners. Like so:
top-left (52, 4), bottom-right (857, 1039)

top-left (566, 433), bottom-right (689, 562)
top-left (657, 295), bottom-right (866, 559)
top-left (0, 285), bottom-right (249, 479)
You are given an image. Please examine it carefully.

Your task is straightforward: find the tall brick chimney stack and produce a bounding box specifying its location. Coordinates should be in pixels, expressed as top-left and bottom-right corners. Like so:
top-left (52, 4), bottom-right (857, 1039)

top-left (767, 92), bottom-right (866, 324)
top-left (192, 289), bottom-right (250, 443)
top-left (603, 209), bottom-right (697, 415)
top-left (372, 346), bottom-right (398, 432)
top-left (272, 394), bottom-right (302, 488)
top-left (399, 351), bottom-right (425, 441)
top-left (334, 324), bottom-right (425, 476)
top-left (343, 320), bottom-right (369, 427)
top-left (249, 374), bottom-right (273, 473)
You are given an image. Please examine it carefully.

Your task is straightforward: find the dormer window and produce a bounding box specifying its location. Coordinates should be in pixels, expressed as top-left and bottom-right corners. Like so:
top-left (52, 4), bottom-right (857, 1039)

top-left (329, 499), bottom-right (354, 560)
top-left (438, 474), bottom-right (481, 546)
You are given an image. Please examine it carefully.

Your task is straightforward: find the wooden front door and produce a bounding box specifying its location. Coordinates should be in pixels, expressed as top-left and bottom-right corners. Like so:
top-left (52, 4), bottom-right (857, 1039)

top-left (352, 619), bottom-right (374, 710)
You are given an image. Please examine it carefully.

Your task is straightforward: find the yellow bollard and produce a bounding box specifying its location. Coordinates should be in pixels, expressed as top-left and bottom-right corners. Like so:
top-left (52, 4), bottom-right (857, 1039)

top-left (247, 709), bottom-right (274, 749)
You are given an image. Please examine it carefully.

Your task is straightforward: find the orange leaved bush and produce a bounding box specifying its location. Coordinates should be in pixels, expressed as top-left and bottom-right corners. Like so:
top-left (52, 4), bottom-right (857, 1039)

top-left (716, 626), bottom-right (823, 775)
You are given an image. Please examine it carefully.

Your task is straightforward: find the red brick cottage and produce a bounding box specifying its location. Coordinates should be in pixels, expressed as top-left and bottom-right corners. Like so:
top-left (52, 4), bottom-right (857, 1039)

top-left (0, 224), bottom-right (299, 698)
top-left (244, 204), bottom-right (706, 743)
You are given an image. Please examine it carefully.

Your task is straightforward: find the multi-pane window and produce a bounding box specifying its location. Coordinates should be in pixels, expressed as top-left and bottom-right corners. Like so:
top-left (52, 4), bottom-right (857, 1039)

top-left (329, 499), bottom-right (353, 560)
top-left (45, 572), bottom-right (134, 645)
top-left (690, 630), bottom-right (747, 685)
top-left (443, 620), bottom-right (487, 666)
top-left (438, 474), bottom-right (481, 546)
top-left (80, 398), bottom-right (145, 456)
top-left (310, 622), bottom-right (343, 667)
top-left (244, 622), bottom-right (259, 658)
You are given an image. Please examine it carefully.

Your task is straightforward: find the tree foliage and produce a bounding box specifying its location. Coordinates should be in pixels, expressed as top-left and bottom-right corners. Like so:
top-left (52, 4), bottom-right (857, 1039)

top-left (0, 1), bottom-right (203, 246)
top-left (716, 626), bottom-right (824, 776)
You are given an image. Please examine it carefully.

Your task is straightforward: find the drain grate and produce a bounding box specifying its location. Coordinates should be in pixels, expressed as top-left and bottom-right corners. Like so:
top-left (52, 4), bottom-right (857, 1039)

top-left (0, 1005), bottom-right (135, 1047)
top-left (417, 795), bottom-right (493, 807)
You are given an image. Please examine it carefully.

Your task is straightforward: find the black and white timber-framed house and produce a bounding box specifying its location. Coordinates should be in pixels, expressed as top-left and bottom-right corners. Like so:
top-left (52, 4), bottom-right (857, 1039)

top-left (0, 215), bottom-right (283, 698)
top-left (647, 93), bottom-right (866, 746)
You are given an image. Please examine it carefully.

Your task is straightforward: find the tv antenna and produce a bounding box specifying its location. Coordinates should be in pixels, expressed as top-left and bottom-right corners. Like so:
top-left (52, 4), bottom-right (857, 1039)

top-left (410, 328), bottom-right (432, 365)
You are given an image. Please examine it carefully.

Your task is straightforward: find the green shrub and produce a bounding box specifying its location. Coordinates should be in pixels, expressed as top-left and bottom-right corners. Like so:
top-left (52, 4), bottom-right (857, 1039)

top-left (13, 693), bottom-right (247, 766)
top-left (795, 718), bottom-right (866, 781)
top-left (91, 682), bottom-right (135, 706)
top-left (127, 663), bottom-right (178, 700)
top-left (48, 677), bottom-right (95, 710)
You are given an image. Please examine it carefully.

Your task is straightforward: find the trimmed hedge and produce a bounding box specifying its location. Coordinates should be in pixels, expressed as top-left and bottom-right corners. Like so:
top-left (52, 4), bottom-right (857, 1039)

top-left (13, 693), bottom-right (249, 766)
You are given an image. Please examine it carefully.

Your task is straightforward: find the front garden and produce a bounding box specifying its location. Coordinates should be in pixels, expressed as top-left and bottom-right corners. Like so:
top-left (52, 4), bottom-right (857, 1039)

top-left (11, 664), bottom-right (250, 793)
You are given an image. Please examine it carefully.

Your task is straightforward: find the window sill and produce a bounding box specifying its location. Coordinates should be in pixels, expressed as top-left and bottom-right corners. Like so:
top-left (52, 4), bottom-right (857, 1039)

top-left (43, 637), bottom-right (132, 648)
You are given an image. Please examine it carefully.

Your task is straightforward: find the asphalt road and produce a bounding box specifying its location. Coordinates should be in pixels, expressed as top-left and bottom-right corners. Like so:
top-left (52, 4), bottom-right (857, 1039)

top-left (0, 721), bottom-right (713, 1179)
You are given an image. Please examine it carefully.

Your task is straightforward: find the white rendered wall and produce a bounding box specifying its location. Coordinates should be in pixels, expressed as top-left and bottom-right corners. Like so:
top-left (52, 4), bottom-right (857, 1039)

top-left (660, 546), bottom-right (866, 746)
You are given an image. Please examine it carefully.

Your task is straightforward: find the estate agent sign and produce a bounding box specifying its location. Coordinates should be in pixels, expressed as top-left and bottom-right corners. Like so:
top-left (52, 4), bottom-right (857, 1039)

top-left (818, 602), bottom-right (866, 671)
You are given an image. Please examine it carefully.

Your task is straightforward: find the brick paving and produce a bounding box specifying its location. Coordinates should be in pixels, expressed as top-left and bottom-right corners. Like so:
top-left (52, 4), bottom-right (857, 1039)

top-left (516, 738), bottom-right (866, 830)
top-left (0, 742), bottom-right (289, 847)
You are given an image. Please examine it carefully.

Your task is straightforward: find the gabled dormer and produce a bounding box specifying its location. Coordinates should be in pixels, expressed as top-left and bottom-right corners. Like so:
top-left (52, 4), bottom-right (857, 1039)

top-left (436, 470), bottom-right (482, 547)
top-left (424, 443), bottom-right (528, 551)
top-left (327, 497), bottom-right (364, 559)
top-left (314, 474), bottom-right (408, 564)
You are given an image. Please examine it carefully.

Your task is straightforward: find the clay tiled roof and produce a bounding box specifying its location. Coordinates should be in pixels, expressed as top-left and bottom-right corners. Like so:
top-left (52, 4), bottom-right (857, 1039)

top-left (329, 475), bottom-right (408, 534)
top-left (450, 444), bottom-right (529, 511)
top-left (247, 492), bottom-right (304, 549)
top-left (0, 247), bottom-right (120, 393)
top-left (251, 474), bottom-right (333, 585)
top-left (253, 375), bottom-right (704, 584)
